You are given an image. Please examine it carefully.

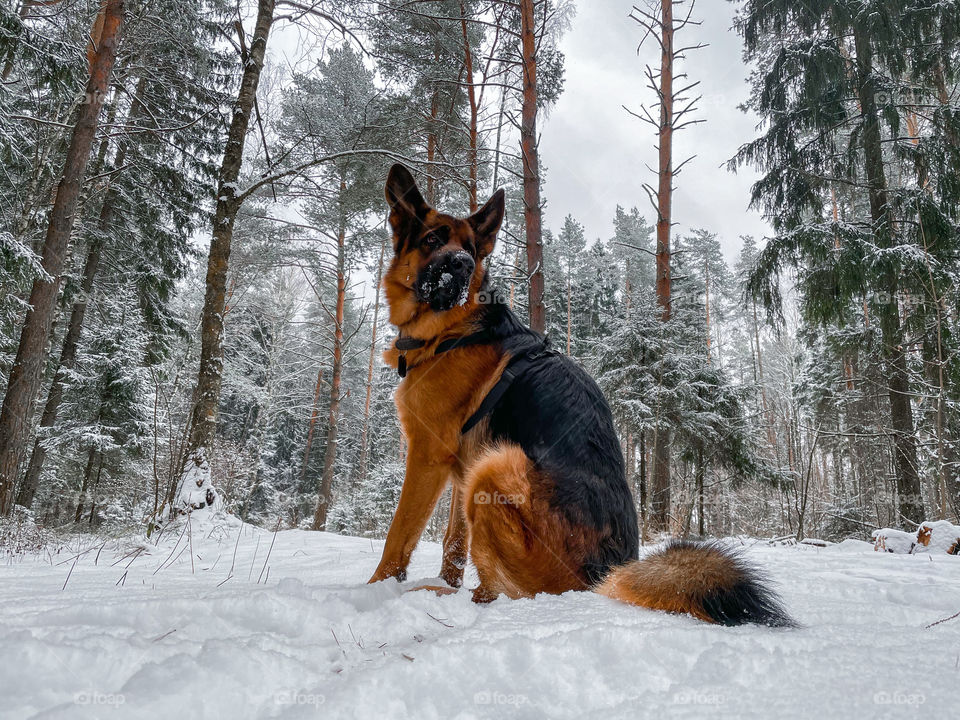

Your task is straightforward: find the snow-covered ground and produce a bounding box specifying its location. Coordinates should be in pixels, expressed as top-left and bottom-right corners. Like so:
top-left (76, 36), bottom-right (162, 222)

top-left (2, 519), bottom-right (959, 719)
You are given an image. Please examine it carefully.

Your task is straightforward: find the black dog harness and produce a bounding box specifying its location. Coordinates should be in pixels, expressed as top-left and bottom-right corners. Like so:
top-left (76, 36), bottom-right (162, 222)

top-left (394, 330), bottom-right (551, 435)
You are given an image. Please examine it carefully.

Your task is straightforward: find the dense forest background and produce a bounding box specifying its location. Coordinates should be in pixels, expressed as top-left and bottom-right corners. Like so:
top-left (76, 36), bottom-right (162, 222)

top-left (1, 0), bottom-right (959, 544)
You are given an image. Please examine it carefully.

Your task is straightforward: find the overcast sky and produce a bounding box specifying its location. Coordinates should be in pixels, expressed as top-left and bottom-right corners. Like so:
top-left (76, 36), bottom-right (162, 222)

top-left (539, 0), bottom-right (770, 261)
top-left (270, 1), bottom-right (768, 263)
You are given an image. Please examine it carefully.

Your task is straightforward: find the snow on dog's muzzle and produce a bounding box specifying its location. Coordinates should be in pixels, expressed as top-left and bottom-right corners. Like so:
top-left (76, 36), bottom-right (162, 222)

top-left (416, 250), bottom-right (475, 312)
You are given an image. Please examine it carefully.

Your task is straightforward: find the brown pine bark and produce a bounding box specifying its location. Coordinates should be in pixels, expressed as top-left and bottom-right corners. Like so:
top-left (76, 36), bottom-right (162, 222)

top-left (425, 36), bottom-right (441, 206)
top-left (638, 429), bottom-right (647, 538)
top-left (519, 0), bottom-right (544, 333)
top-left (704, 260), bottom-right (712, 364)
top-left (357, 237), bottom-right (387, 484)
top-left (696, 447), bottom-right (705, 536)
top-left (177, 0), bottom-right (274, 509)
top-left (650, 0), bottom-right (674, 532)
top-left (299, 368), bottom-right (324, 486)
top-left (460, 1), bottom-right (479, 212)
top-left (853, 28), bottom-right (924, 527)
top-left (312, 206), bottom-right (347, 531)
top-left (0, 0), bottom-right (124, 515)
top-left (625, 257), bottom-right (632, 319)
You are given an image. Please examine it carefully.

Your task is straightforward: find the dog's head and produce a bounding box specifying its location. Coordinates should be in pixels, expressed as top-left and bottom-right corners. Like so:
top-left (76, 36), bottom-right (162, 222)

top-left (383, 164), bottom-right (504, 324)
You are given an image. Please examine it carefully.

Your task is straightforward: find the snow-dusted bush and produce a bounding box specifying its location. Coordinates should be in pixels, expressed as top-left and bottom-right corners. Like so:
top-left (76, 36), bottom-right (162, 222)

top-left (0, 506), bottom-right (50, 558)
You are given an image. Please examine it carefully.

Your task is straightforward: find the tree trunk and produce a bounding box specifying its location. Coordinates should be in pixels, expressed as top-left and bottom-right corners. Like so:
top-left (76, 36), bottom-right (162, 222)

top-left (650, 0), bottom-right (674, 532)
top-left (492, 83), bottom-right (507, 191)
top-left (853, 28), bottom-right (924, 527)
top-left (313, 194), bottom-right (347, 531)
top-left (177, 0), bottom-right (274, 511)
top-left (519, 0), bottom-right (544, 332)
top-left (300, 368), bottom-right (323, 490)
top-left (696, 446), bottom-right (705, 536)
top-left (625, 257), bottom-right (632, 319)
top-left (704, 260), bottom-right (712, 363)
top-left (751, 298), bottom-right (778, 452)
top-left (0, 0), bottom-right (124, 515)
top-left (426, 36), bottom-right (441, 206)
top-left (87, 453), bottom-right (104, 526)
top-left (357, 237), bottom-right (387, 484)
top-left (638, 429), bottom-right (647, 538)
top-left (460, 1), bottom-right (478, 211)
top-left (74, 446), bottom-right (99, 524)
top-left (654, 0), bottom-right (673, 324)
top-left (651, 424), bottom-right (671, 532)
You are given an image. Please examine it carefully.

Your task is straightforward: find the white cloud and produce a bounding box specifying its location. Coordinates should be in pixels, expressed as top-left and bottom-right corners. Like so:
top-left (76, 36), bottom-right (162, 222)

top-left (540, 0), bottom-right (771, 261)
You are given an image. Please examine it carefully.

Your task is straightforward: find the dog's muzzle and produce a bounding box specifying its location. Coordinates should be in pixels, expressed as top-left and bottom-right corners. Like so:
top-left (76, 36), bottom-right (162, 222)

top-left (417, 251), bottom-right (475, 311)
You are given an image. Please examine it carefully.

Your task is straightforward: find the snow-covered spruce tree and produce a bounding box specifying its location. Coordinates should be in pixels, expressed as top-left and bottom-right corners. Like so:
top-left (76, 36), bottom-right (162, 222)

top-left (677, 229), bottom-right (735, 370)
top-left (610, 205), bottom-right (656, 315)
top-left (578, 240), bottom-right (621, 349)
top-left (732, 0), bottom-right (960, 527)
top-left (40, 288), bottom-right (151, 526)
top-left (593, 281), bottom-right (774, 538)
top-left (545, 215), bottom-right (586, 355)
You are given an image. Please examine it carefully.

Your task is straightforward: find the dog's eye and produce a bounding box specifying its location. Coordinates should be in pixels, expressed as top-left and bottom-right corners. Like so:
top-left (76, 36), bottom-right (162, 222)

top-left (422, 233), bottom-right (444, 249)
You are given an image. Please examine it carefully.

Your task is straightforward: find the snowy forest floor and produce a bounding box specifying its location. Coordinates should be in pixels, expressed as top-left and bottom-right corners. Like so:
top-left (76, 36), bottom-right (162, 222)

top-left (2, 518), bottom-right (960, 719)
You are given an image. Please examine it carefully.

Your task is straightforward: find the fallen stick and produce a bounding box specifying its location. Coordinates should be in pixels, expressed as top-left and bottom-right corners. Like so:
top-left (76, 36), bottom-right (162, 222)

top-left (925, 610), bottom-right (960, 629)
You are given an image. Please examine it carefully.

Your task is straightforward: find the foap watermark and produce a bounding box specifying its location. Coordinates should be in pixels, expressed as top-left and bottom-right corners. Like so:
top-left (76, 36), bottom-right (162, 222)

top-left (475, 288), bottom-right (508, 305)
top-left (74, 690), bottom-right (125, 707)
top-left (79, 89), bottom-right (109, 106)
top-left (474, 490), bottom-right (524, 506)
top-left (873, 87), bottom-right (925, 107)
top-left (474, 690), bottom-right (529, 706)
top-left (274, 690), bottom-right (326, 708)
top-left (873, 690), bottom-right (925, 707)
top-left (864, 290), bottom-right (927, 311)
top-left (673, 689), bottom-right (726, 706)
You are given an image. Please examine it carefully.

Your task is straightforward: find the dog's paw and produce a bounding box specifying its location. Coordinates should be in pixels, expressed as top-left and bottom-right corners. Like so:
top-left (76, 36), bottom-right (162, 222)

top-left (438, 563), bottom-right (464, 588)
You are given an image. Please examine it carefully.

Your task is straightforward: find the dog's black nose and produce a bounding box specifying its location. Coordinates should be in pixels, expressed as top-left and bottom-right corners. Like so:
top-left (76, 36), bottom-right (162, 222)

top-left (448, 252), bottom-right (474, 275)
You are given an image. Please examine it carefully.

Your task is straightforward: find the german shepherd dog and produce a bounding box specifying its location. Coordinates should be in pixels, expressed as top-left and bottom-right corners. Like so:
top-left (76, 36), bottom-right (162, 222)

top-left (368, 164), bottom-right (792, 625)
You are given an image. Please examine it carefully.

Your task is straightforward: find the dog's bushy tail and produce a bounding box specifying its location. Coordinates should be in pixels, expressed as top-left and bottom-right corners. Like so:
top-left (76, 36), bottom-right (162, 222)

top-left (595, 540), bottom-right (794, 627)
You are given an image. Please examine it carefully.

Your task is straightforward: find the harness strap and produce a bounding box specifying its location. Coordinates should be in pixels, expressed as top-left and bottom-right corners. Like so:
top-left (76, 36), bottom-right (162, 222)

top-left (461, 344), bottom-right (547, 435)
top-left (393, 330), bottom-right (551, 434)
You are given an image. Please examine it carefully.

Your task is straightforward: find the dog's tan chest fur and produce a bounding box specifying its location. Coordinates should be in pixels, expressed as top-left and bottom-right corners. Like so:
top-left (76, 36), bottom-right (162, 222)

top-left (394, 346), bottom-right (508, 479)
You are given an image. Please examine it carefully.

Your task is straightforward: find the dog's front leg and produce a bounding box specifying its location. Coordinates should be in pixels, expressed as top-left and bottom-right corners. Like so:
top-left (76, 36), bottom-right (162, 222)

top-left (439, 480), bottom-right (468, 587)
top-left (368, 445), bottom-right (454, 583)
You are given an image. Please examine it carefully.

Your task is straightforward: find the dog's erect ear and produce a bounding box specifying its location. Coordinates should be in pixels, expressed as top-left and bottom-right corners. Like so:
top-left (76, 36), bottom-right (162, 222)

top-left (385, 164), bottom-right (429, 246)
top-left (468, 188), bottom-right (505, 258)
